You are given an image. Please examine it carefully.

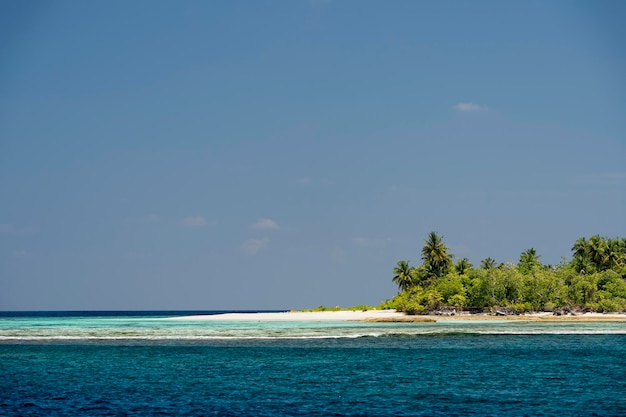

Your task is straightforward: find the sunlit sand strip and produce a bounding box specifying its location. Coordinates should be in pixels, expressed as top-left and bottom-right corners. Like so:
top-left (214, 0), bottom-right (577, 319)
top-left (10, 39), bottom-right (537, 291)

top-left (168, 310), bottom-right (626, 322)
top-left (168, 310), bottom-right (412, 322)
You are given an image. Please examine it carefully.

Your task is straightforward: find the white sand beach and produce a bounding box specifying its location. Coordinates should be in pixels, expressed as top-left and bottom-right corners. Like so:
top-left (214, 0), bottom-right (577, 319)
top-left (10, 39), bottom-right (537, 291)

top-left (169, 310), bottom-right (626, 322)
top-left (169, 310), bottom-right (410, 322)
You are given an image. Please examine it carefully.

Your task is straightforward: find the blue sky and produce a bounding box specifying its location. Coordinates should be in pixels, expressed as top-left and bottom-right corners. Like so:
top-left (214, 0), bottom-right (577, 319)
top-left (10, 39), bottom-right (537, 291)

top-left (1, 0), bottom-right (625, 310)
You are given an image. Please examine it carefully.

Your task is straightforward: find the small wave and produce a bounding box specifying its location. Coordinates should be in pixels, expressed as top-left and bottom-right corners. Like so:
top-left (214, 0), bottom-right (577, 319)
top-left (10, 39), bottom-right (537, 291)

top-left (0, 333), bottom-right (383, 341)
top-left (2, 329), bottom-right (626, 343)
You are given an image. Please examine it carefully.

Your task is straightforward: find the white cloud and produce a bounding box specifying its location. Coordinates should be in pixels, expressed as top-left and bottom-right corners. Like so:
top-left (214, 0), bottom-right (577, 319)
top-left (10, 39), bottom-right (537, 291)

top-left (145, 213), bottom-right (161, 222)
top-left (454, 102), bottom-right (488, 112)
top-left (242, 238), bottom-right (270, 255)
top-left (181, 216), bottom-right (207, 227)
top-left (124, 213), bottom-right (162, 224)
top-left (292, 177), bottom-right (313, 186)
top-left (576, 172), bottom-right (626, 186)
top-left (253, 218), bottom-right (279, 230)
top-left (0, 223), bottom-right (37, 236)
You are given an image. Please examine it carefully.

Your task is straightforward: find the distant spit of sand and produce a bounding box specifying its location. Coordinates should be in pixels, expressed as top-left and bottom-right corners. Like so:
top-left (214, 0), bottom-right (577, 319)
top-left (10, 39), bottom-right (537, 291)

top-left (167, 310), bottom-right (626, 323)
top-left (169, 310), bottom-right (408, 322)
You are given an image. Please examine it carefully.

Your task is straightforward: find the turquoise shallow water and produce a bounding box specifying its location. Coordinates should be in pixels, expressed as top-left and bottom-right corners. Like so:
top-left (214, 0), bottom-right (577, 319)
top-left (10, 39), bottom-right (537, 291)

top-left (2, 312), bottom-right (626, 416)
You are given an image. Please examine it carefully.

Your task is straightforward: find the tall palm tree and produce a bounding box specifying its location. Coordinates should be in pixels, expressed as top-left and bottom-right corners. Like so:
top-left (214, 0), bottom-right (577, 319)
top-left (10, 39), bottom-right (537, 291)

top-left (607, 238), bottom-right (626, 270)
top-left (519, 248), bottom-right (541, 273)
top-left (480, 257), bottom-right (497, 270)
top-left (421, 231), bottom-right (453, 278)
top-left (392, 260), bottom-right (416, 292)
top-left (455, 258), bottom-right (472, 275)
top-left (572, 237), bottom-right (588, 260)
top-left (587, 235), bottom-right (609, 271)
top-left (571, 237), bottom-right (591, 273)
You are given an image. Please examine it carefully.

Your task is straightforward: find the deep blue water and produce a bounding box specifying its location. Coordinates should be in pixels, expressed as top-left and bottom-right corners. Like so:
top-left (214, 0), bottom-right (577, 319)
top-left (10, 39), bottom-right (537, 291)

top-left (2, 311), bottom-right (626, 416)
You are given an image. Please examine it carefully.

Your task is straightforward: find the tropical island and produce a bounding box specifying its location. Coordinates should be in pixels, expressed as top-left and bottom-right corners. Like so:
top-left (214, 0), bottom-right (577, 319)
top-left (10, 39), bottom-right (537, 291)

top-left (299, 232), bottom-right (626, 317)
top-left (174, 232), bottom-right (626, 322)
top-left (376, 232), bottom-right (626, 315)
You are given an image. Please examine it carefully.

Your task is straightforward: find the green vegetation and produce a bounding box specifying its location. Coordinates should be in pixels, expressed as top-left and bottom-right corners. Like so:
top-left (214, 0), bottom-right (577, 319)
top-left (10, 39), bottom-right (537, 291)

top-left (382, 232), bottom-right (626, 314)
top-left (299, 305), bottom-right (343, 312)
top-left (297, 305), bottom-right (376, 312)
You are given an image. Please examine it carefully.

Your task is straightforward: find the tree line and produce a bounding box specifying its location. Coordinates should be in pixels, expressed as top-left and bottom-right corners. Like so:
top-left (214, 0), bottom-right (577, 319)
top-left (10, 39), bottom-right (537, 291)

top-left (384, 232), bottom-right (626, 314)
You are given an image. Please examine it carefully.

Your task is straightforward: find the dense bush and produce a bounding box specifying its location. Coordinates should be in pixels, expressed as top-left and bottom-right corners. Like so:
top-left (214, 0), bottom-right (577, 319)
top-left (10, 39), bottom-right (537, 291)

top-left (385, 233), bottom-right (626, 313)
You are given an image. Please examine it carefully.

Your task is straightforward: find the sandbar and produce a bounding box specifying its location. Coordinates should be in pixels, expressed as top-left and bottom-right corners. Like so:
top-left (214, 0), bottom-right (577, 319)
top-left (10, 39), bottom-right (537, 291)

top-left (168, 310), bottom-right (626, 323)
top-left (169, 310), bottom-right (410, 322)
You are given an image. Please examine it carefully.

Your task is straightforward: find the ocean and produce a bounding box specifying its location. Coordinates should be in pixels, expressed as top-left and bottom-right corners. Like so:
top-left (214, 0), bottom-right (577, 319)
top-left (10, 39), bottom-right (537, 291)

top-left (1, 311), bottom-right (625, 416)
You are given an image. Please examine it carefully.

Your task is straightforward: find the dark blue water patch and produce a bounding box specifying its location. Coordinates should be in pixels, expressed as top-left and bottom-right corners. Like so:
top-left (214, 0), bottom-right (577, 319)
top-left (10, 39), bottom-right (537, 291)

top-left (0, 310), bottom-right (287, 318)
top-left (2, 335), bottom-right (625, 416)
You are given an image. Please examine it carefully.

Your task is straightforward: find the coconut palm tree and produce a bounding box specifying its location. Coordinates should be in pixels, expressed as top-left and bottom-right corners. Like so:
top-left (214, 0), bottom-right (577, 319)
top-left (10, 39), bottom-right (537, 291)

top-left (455, 258), bottom-right (472, 275)
top-left (607, 238), bottom-right (626, 270)
top-left (572, 237), bottom-right (588, 260)
top-left (571, 237), bottom-right (592, 273)
top-left (519, 248), bottom-right (542, 273)
top-left (587, 235), bottom-right (609, 271)
top-left (392, 260), bottom-right (416, 292)
top-left (480, 257), bottom-right (497, 270)
top-left (420, 231), bottom-right (453, 278)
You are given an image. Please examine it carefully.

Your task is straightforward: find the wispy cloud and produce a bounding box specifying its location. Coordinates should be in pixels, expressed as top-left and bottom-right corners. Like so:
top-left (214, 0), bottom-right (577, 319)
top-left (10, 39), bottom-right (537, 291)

top-left (0, 223), bottom-right (38, 236)
top-left (586, 172), bottom-right (626, 180)
top-left (253, 218), bottom-right (279, 230)
top-left (12, 250), bottom-right (28, 258)
top-left (181, 216), bottom-right (208, 227)
top-left (242, 238), bottom-right (270, 255)
top-left (145, 213), bottom-right (161, 222)
top-left (292, 177), bottom-right (314, 186)
top-left (454, 102), bottom-right (488, 112)
top-left (576, 172), bottom-right (626, 186)
top-left (124, 213), bottom-right (162, 224)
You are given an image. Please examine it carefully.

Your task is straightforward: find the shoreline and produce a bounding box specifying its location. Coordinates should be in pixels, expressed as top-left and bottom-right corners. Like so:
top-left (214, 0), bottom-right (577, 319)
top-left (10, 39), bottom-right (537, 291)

top-left (168, 310), bottom-right (626, 323)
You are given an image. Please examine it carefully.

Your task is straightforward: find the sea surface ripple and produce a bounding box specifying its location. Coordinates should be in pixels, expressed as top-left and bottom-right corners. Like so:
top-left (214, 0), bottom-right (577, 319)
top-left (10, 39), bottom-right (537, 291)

top-left (2, 311), bottom-right (625, 416)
